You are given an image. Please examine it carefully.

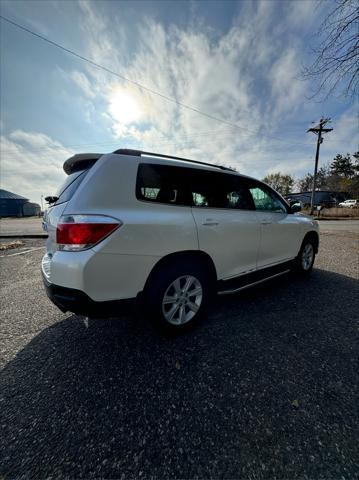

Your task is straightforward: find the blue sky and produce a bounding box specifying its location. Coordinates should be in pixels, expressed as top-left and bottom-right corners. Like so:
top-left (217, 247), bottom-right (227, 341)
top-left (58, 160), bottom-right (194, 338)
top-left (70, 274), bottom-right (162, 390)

top-left (0, 0), bottom-right (358, 205)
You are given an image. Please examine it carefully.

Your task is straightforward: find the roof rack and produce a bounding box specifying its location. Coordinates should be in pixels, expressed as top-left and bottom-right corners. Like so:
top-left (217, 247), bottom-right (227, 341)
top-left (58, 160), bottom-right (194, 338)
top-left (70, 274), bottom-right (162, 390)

top-left (113, 148), bottom-right (236, 172)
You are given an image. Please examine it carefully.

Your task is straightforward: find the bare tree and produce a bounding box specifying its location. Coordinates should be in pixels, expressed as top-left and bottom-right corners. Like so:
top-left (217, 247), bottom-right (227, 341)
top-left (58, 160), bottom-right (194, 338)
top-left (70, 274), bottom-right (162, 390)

top-left (302, 0), bottom-right (359, 100)
top-left (262, 172), bottom-right (294, 196)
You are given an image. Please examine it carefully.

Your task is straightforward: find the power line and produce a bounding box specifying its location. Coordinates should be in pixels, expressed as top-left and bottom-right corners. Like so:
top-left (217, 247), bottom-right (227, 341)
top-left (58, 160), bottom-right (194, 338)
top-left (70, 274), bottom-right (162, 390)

top-left (5, 131), bottom-right (358, 159)
top-left (2, 129), bottom-right (357, 159)
top-left (0, 14), bottom-right (312, 148)
top-left (0, 127), bottom-right (317, 157)
top-left (1, 123), bottom-right (356, 158)
top-left (1, 133), bottom-right (318, 160)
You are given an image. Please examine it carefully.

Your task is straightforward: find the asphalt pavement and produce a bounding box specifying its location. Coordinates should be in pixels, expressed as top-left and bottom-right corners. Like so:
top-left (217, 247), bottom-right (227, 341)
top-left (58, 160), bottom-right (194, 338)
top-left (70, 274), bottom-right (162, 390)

top-left (319, 219), bottom-right (359, 234)
top-left (0, 228), bottom-right (358, 479)
top-left (0, 216), bottom-right (44, 236)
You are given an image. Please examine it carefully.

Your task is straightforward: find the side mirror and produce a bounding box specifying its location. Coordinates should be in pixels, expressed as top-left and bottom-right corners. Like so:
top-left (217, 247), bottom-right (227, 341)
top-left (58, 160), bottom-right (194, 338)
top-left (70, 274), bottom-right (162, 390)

top-left (44, 195), bottom-right (59, 204)
top-left (290, 202), bottom-right (301, 213)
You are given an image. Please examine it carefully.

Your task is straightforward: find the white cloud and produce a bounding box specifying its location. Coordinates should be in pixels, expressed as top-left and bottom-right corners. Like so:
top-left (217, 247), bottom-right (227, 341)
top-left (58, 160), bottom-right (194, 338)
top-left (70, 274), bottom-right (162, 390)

top-left (269, 48), bottom-right (306, 118)
top-left (73, 1), bottom-right (312, 152)
top-left (287, 0), bottom-right (322, 29)
top-left (323, 107), bottom-right (359, 154)
top-left (0, 131), bottom-right (71, 205)
top-left (69, 71), bottom-right (96, 99)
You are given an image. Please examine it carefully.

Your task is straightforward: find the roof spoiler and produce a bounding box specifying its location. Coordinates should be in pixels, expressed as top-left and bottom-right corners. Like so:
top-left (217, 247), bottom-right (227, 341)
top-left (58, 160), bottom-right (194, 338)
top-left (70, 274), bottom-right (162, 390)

top-left (63, 153), bottom-right (103, 175)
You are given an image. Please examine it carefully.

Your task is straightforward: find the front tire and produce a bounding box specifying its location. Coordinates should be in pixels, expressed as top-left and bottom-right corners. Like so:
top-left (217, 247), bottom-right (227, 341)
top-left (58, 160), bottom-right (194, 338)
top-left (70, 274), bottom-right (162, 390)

top-left (144, 259), bottom-right (212, 334)
top-left (294, 238), bottom-right (315, 274)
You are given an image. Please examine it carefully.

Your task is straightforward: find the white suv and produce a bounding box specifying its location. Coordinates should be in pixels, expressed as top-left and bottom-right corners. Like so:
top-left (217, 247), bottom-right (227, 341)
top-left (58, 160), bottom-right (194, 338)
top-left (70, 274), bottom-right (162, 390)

top-left (338, 199), bottom-right (359, 208)
top-left (42, 149), bottom-right (319, 332)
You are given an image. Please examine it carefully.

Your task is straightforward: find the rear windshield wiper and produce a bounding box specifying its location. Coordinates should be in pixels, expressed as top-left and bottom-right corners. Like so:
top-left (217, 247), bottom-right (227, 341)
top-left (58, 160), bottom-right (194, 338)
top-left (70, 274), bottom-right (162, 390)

top-left (45, 196), bottom-right (59, 204)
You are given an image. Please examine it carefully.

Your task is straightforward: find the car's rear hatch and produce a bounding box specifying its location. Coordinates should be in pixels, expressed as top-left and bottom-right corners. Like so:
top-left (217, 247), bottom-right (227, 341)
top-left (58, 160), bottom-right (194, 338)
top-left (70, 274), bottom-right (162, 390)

top-left (44, 153), bottom-right (103, 254)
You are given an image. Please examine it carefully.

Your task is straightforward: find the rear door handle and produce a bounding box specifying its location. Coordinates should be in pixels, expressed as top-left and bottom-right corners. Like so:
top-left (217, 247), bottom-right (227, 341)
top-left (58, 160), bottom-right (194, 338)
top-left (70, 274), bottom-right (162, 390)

top-left (261, 220), bottom-right (272, 225)
top-left (202, 219), bottom-right (219, 226)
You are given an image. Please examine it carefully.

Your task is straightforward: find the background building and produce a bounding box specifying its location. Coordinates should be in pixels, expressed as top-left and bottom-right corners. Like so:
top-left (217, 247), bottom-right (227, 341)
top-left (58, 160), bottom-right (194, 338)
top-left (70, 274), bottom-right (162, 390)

top-left (286, 191), bottom-right (348, 208)
top-left (0, 189), bottom-right (41, 217)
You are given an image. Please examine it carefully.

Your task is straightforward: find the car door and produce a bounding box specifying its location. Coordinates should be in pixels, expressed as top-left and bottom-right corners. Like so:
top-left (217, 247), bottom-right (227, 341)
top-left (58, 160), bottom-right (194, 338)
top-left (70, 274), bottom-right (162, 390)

top-left (190, 170), bottom-right (261, 279)
top-left (249, 181), bottom-right (302, 269)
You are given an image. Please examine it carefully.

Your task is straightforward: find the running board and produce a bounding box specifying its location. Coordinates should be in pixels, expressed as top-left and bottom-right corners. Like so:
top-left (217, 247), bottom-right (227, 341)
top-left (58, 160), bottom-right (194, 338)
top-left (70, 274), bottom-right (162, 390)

top-left (218, 269), bottom-right (291, 296)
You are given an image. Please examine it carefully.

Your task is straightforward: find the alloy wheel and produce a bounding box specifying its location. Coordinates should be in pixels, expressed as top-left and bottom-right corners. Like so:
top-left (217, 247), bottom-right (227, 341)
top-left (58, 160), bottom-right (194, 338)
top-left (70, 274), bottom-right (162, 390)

top-left (301, 243), bottom-right (314, 271)
top-left (162, 275), bottom-right (203, 325)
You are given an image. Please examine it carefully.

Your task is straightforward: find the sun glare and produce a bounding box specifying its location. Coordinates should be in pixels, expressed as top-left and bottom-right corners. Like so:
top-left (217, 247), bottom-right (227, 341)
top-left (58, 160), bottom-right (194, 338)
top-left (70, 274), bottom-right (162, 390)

top-left (109, 89), bottom-right (142, 125)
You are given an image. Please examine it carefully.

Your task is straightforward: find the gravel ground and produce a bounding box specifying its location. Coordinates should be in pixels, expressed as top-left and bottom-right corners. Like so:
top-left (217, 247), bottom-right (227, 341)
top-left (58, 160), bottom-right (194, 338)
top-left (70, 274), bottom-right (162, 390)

top-left (0, 238), bottom-right (45, 256)
top-left (0, 231), bottom-right (358, 479)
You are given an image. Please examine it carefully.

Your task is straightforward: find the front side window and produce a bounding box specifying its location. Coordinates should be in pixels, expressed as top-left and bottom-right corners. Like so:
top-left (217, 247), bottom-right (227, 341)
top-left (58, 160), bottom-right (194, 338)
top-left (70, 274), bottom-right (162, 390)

top-left (249, 184), bottom-right (287, 213)
top-left (192, 192), bottom-right (209, 207)
top-left (226, 188), bottom-right (254, 210)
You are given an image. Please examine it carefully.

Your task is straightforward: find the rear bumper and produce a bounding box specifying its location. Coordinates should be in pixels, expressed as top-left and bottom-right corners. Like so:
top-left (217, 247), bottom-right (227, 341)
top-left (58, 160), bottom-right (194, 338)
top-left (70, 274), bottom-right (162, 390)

top-left (42, 273), bottom-right (136, 317)
top-left (41, 250), bottom-right (158, 302)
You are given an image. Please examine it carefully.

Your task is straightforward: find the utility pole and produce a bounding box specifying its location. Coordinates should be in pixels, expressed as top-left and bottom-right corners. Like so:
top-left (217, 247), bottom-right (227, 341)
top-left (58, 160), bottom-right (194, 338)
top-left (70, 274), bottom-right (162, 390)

top-left (307, 118), bottom-right (333, 215)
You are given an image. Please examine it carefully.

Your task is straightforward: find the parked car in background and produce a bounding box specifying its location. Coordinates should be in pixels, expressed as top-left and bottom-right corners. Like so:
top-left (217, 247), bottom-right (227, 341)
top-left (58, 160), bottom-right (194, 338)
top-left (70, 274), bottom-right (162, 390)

top-left (338, 199), bottom-right (359, 208)
top-left (286, 191), bottom-right (348, 208)
top-left (42, 149), bottom-right (320, 333)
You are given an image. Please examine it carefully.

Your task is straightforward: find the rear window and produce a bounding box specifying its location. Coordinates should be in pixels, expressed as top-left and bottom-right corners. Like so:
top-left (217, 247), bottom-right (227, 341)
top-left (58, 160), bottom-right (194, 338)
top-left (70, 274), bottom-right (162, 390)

top-left (55, 169), bottom-right (88, 205)
top-left (136, 163), bottom-right (255, 210)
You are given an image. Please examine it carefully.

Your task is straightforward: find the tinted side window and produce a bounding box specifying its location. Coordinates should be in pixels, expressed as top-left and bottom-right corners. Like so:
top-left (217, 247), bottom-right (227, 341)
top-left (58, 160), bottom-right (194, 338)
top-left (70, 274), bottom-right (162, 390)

top-left (249, 183), bottom-right (287, 213)
top-left (136, 164), bottom-right (254, 210)
top-left (136, 164), bottom-right (193, 206)
top-left (55, 170), bottom-right (88, 205)
top-left (190, 171), bottom-right (254, 210)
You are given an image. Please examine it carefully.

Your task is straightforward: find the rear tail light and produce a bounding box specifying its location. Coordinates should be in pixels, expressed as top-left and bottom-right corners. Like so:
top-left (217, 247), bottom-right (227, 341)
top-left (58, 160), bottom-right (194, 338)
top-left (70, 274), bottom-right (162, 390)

top-left (56, 215), bottom-right (121, 251)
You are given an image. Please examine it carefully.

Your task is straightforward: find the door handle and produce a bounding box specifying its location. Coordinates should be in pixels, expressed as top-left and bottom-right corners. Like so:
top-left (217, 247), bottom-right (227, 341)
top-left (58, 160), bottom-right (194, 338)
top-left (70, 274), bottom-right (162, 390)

top-left (261, 220), bottom-right (272, 225)
top-left (202, 219), bottom-right (219, 226)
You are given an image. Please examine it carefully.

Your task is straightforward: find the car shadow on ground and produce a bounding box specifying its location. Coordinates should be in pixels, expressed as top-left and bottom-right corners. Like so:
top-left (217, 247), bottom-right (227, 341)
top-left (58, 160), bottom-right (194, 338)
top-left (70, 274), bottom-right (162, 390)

top-left (1, 269), bottom-right (358, 479)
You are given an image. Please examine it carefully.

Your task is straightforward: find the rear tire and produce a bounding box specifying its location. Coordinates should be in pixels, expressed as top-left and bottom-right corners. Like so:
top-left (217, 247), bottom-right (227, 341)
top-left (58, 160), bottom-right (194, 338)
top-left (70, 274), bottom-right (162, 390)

top-left (144, 259), bottom-right (213, 334)
top-left (294, 238), bottom-right (315, 274)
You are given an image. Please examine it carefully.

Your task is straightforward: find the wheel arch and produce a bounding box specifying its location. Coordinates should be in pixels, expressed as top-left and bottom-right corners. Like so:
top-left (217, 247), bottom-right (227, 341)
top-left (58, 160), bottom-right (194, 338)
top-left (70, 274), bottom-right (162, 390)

top-left (302, 230), bottom-right (319, 253)
top-left (143, 250), bottom-right (217, 293)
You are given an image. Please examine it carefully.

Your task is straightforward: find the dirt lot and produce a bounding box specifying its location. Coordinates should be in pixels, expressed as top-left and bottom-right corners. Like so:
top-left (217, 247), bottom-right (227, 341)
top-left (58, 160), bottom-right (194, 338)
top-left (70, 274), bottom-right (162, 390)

top-left (0, 226), bottom-right (358, 479)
